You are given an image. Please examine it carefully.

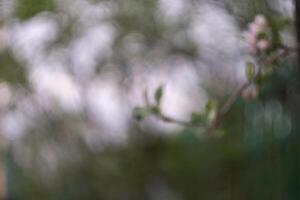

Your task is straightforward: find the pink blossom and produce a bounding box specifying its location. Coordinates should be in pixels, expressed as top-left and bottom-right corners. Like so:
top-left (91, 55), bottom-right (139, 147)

top-left (243, 31), bottom-right (256, 45)
top-left (257, 39), bottom-right (269, 51)
top-left (254, 14), bottom-right (267, 28)
top-left (248, 22), bottom-right (263, 35)
top-left (243, 32), bottom-right (257, 53)
top-left (241, 85), bottom-right (259, 101)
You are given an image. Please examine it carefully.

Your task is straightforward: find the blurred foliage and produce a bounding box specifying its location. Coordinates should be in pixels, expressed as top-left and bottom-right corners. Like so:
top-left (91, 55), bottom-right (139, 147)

top-left (6, 118), bottom-right (300, 199)
top-left (15, 0), bottom-right (55, 20)
top-left (0, 50), bottom-right (26, 85)
top-left (113, 0), bottom-right (162, 41)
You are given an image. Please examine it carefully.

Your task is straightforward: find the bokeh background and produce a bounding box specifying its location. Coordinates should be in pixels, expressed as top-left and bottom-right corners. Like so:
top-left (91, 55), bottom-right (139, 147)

top-left (0, 0), bottom-right (299, 199)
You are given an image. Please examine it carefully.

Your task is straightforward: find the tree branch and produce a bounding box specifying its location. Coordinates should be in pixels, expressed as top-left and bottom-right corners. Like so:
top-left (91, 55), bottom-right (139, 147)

top-left (157, 113), bottom-right (190, 126)
top-left (206, 46), bottom-right (298, 135)
top-left (146, 47), bottom-right (297, 135)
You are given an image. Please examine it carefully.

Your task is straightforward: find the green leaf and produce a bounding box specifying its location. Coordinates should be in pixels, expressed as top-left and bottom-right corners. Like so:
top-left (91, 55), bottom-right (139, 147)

top-left (274, 17), bottom-right (292, 30)
top-left (155, 85), bottom-right (164, 105)
top-left (133, 107), bottom-right (149, 121)
top-left (205, 100), bottom-right (218, 115)
top-left (245, 62), bottom-right (255, 81)
top-left (150, 106), bottom-right (160, 115)
top-left (190, 112), bottom-right (206, 126)
top-left (207, 109), bottom-right (217, 123)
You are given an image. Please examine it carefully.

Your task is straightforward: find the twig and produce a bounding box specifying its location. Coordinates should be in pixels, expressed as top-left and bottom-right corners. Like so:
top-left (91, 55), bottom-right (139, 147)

top-left (157, 113), bottom-right (190, 126)
top-left (142, 86), bottom-right (190, 126)
top-left (148, 46), bottom-right (297, 133)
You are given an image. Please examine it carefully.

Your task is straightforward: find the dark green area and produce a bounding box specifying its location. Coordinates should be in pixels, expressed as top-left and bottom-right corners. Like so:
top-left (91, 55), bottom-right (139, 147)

top-left (0, 50), bottom-right (27, 85)
top-left (15, 0), bottom-right (55, 20)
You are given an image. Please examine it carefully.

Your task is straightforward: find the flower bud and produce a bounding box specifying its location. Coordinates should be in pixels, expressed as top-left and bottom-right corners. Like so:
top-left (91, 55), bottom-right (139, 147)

top-left (254, 14), bottom-right (267, 28)
top-left (241, 85), bottom-right (259, 101)
top-left (257, 39), bottom-right (269, 51)
top-left (248, 22), bottom-right (263, 35)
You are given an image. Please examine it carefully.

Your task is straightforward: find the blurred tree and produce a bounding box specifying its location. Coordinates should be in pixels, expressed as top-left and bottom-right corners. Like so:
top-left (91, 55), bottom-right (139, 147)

top-left (0, 0), bottom-right (299, 199)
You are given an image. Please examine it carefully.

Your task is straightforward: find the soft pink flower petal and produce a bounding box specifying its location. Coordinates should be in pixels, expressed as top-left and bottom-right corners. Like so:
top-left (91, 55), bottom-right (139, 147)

top-left (257, 39), bottom-right (269, 51)
top-left (254, 14), bottom-right (267, 28)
